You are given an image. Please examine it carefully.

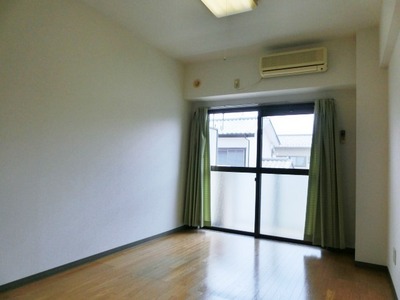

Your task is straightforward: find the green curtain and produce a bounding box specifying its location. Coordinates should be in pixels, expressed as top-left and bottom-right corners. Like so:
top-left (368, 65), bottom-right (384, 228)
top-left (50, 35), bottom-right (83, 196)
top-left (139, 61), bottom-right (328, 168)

top-left (183, 107), bottom-right (211, 227)
top-left (304, 99), bottom-right (345, 249)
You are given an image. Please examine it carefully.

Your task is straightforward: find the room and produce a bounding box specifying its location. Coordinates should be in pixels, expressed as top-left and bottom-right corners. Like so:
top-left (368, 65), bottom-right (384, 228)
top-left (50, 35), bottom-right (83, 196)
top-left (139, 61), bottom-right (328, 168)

top-left (0, 0), bottom-right (399, 297)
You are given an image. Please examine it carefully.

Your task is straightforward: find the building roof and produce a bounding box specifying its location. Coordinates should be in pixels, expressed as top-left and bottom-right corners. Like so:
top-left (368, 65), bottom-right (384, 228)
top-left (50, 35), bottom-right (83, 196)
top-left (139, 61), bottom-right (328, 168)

top-left (210, 117), bottom-right (257, 136)
top-left (263, 159), bottom-right (294, 169)
top-left (211, 117), bottom-right (312, 149)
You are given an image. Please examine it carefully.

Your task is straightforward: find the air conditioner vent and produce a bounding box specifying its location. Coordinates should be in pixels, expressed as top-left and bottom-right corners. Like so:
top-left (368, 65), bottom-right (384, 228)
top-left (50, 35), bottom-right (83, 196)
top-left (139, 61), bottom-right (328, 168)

top-left (260, 47), bottom-right (327, 78)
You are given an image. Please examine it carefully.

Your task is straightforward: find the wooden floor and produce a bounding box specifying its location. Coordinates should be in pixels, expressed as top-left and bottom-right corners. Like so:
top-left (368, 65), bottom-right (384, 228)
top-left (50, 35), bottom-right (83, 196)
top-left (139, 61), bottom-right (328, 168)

top-left (0, 230), bottom-right (395, 299)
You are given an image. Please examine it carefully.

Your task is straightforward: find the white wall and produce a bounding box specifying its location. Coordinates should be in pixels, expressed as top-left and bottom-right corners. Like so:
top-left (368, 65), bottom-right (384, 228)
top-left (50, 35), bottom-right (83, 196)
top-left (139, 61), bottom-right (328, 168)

top-left (387, 17), bottom-right (400, 300)
top-left (355, 28), bottom-right (388, 266)
top-left (335, 89), bottom-right (357, 249)
top-left (380, 0), bottom-right (400, 66)
top-left (388, 33), bottom-right (400, 298)
top-left (0, 0), bottom-right (189, 286)
top-left (380, 1), bottom-right (400, 295)
top-left (184, 38), bottom-right (356, 101)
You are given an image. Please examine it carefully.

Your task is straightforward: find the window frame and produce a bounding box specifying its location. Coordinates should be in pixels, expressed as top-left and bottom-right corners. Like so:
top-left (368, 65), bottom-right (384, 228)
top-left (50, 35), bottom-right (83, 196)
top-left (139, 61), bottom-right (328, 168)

top-left (208, 102), bottom-right (315, 239)
top-left (209, 103), bottom-right (314, 176)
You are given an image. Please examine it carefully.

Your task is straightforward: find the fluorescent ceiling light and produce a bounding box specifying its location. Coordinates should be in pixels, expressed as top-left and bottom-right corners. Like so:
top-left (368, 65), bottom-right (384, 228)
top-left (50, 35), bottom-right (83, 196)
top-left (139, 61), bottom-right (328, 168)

top-left (201, 0), bottom-right (258, 18)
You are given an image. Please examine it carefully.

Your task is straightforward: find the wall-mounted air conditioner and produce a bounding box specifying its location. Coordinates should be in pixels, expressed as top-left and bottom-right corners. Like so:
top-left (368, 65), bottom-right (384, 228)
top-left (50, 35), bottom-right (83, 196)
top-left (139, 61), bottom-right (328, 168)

top-left (260, 47), bottom-right (327, 78)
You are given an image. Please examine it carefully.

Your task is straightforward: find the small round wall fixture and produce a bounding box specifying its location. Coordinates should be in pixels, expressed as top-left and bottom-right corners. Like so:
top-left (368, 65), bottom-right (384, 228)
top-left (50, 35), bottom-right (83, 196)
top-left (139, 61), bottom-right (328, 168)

top-left (193, 79), bottom-right (201, 88)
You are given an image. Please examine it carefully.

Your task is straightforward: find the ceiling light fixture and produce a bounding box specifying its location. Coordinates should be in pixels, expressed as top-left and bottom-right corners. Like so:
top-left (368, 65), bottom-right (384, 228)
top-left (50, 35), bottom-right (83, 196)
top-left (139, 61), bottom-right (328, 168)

top-left (201, 0), bottom-right (258, 18)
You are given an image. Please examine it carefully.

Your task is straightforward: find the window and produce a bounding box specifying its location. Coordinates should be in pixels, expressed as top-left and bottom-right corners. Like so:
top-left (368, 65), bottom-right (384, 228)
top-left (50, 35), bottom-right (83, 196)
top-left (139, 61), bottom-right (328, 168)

top-left (262, 114), bottom-right (314, 169)
top-left (217, 148), bottom-right (246, 167)
top-left (209, 103), bottom-right (315, 241)
top-left (291, 156), bottom-right (307, 168)
top-left (209, 111), bottom-right (258, 168)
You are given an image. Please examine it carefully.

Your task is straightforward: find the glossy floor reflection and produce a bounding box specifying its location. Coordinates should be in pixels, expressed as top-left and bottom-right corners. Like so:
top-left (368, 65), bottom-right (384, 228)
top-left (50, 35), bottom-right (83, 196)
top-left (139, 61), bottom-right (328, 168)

top-left (0, 230), bottom-right (395, 299)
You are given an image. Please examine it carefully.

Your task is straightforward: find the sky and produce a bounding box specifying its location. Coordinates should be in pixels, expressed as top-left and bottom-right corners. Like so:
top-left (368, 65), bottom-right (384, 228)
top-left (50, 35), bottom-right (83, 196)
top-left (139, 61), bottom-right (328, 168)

top-left (268, 114), bottom-right (314, 135)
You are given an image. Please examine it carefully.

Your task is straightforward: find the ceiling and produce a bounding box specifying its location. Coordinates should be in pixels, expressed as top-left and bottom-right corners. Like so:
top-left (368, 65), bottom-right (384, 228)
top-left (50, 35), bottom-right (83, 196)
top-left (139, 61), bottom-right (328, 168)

top-left (80, 0), bottom-right (382, 63)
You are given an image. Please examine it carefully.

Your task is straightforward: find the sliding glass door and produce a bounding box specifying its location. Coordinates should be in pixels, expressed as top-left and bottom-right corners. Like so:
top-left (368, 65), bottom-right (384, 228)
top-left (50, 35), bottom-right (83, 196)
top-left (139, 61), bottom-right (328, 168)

top-left (209, 104), bottom-right (314, 241)
top-left (259, 112), bottom-right (314, 240)
top-left (209, 111), bottom-right (258, 233)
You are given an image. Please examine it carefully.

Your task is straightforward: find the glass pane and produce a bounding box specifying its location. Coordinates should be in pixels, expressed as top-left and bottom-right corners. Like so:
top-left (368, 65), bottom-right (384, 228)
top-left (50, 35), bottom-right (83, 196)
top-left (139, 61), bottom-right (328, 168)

top-left (260, 174), bottom-right (308, 240)
top-left (217, 148), bottom-right (246, 167)
top-left (211, 171), bottom-right (256, 232)
top-left (209, 111), bottom-right (258, 167)
top-left (262, 114), bottom-right (314, 169)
